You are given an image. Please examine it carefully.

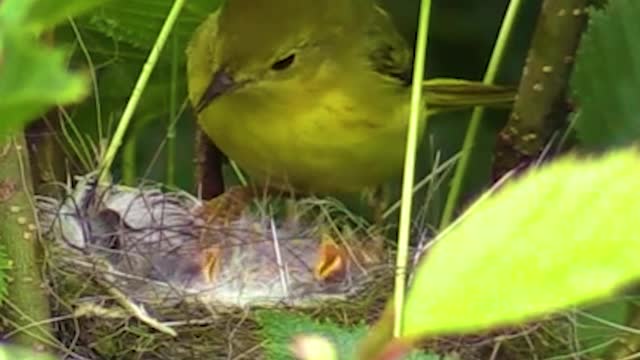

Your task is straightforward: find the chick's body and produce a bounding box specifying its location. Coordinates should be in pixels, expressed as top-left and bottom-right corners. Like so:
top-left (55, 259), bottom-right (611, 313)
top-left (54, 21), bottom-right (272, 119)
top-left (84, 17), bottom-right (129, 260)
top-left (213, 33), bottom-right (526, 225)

top-left (185, 219), bottom-right (378, 307)
top-left (187, 0), bottom-right (510, 193)
top-left (40, 178), bottom-right (382, 308)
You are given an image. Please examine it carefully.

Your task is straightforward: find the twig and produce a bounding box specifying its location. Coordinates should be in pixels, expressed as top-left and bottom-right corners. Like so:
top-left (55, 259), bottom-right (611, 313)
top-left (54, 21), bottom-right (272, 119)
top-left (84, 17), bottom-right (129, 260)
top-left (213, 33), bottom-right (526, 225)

top-left (270, 218), bottom-right (290, 299)
top-left (93, 274), bottom-right (177, 337)
top-left (493, 0), bottom-right (589, 179)
top-left (194, 126), bottom-right (225, 199)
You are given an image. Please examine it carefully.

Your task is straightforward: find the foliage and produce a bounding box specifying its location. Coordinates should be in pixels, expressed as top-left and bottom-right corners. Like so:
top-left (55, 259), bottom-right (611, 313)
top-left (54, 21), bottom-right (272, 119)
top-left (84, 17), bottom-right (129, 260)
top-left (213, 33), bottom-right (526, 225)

top-left (82, 0), bottom-right (220, 54)
top-left (22, 0), bottom-right (113, 33)
top-left (404, 148), bottom-right (640, 337)
top-left (0, 244), bottom-right (10, 302)
top-left (0, 345), bottom-right (56, 360)
top-left (398, 0), bottom-right (640, 351)
top-left (258, 310), bottom-right (367, 360)
top-left (571, 0), bottom-right (640, 149)
top-left (0, 0), bottom-right (112, 134)
top-left (257, 310), bottom-right (440, 360)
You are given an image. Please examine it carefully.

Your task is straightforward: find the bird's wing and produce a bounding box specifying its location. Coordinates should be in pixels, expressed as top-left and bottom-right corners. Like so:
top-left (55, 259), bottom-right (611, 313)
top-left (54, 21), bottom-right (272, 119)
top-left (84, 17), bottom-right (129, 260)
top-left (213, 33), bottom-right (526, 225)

top-left (365, 5), bottom-right (414, 85)
top-left (363, 7), bottom-right (516, 111)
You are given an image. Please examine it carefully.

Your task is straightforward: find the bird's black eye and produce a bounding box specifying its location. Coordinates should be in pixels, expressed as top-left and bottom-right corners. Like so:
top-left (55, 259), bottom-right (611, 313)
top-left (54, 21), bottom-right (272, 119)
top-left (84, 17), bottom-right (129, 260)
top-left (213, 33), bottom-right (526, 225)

top-left (271, 54), bottom-right (296, 71)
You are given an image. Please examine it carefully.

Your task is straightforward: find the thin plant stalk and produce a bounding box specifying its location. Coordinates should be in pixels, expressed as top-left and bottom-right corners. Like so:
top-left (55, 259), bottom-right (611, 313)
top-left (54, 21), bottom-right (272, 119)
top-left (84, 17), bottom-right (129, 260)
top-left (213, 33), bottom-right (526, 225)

top-left (439, 0), bottom-right (525, 229)
top-left (98, 0), bottom-right (187, 182)
top-left (64, 21), bottom-right (99, 170)
top-left (69, 19), bottom-right (104, 150)
top-left (394, 0), bottom-right (432, 338)
top-left (167, 32), bottom-right (179, 186)
top-left (382, 153), bottom-right (460, 220)
top-left (122, 134), bottom-right (136, 185)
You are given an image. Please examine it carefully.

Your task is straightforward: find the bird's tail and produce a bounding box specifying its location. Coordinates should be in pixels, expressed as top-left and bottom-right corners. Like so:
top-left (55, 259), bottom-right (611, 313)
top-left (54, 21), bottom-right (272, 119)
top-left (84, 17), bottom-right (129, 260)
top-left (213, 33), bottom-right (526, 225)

top-left (423, 78), bottom-right (516, 113)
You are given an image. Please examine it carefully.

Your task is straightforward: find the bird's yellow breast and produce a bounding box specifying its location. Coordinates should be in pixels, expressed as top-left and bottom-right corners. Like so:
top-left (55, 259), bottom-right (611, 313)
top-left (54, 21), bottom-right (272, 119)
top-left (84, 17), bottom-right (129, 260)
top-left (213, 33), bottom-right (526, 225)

top-left (197, 63), bottom-right (420, 194)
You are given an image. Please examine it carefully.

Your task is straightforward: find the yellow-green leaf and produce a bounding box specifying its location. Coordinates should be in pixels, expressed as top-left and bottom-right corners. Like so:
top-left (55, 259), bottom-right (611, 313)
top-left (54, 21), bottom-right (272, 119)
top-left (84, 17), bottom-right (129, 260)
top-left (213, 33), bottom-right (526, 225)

top-left (404, 148), bottom-right (640, 337)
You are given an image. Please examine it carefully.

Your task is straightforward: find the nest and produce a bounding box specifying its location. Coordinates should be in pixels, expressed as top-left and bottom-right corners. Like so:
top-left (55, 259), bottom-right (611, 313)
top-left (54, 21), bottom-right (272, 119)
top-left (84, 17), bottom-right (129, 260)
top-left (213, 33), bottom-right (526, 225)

top-left (32, 175), bottom-right (580, 359)
top-left (36, 175), bottom-right (398, 359)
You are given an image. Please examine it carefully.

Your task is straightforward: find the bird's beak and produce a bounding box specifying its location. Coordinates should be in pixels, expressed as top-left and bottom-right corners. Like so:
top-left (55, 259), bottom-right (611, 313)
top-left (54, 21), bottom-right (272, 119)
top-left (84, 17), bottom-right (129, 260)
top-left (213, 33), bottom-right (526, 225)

top-left (195, 70), bottom-right (236, 113)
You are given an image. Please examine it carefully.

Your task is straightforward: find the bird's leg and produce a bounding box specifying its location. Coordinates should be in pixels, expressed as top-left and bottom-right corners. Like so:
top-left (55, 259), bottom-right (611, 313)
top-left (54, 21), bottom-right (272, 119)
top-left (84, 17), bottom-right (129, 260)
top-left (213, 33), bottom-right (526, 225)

top-left (365, 186), bottom-right (391, 225)
top-left (193, 185), bottom-right (258, 271)
top-left (196, 184), bottom-right (298, 225)
top-left (195, 185), bottom-right (257, 225)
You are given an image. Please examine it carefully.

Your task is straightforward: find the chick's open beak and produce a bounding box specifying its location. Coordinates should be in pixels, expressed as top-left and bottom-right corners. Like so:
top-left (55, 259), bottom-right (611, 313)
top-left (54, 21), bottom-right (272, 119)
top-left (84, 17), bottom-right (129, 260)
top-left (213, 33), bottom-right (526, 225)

top-left (195, 70), bottom-right (236, 113)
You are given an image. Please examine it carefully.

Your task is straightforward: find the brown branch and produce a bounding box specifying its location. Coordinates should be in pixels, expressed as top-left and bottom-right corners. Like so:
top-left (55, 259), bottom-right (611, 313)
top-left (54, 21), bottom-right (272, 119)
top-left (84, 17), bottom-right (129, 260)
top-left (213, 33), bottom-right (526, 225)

top-left (493, 0), bottom-right (589, 179)
top-left (194, 124), bottom-right (225, 200)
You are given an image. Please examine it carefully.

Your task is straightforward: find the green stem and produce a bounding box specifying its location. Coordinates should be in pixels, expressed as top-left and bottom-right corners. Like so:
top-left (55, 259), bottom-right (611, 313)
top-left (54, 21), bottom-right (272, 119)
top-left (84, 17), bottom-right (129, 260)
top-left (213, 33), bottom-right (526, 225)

top-left (439, 0), bottom-right (525, 229)
top-left (167, 33), bottom-right (178, 187)
top-left (0, 135), bottom-right (54, 349)
top-left (69, 19), bottom-right (103, 148)
top-left (98, 0), bottom-right (187, 182)
top-left (394, 0), bottom-right (432, 338)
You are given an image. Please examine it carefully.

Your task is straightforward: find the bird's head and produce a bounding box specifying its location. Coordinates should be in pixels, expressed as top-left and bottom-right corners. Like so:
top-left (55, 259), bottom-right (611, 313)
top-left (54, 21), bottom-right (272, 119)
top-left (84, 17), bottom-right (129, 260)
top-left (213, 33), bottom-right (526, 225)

top-left (188, 0), bottom-right (371, 113)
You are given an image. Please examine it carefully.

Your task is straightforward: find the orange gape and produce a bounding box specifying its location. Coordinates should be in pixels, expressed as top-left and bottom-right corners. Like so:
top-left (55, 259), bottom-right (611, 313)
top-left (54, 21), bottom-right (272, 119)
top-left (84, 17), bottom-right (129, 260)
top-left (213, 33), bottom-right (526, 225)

top-left (194, 186), bottom-right (255, 226)
top-left (200, 246), bottom-right (222, 284)
top-left (314, 236), bottom-right (348, 283)
top-left (180, 196), bottom-right (387, 306)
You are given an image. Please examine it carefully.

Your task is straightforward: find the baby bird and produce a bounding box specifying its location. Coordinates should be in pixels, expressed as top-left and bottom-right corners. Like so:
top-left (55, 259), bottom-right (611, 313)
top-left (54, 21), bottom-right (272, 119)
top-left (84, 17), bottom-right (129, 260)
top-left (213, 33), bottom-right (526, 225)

top-left (38, 175), bottom-right (385, 308)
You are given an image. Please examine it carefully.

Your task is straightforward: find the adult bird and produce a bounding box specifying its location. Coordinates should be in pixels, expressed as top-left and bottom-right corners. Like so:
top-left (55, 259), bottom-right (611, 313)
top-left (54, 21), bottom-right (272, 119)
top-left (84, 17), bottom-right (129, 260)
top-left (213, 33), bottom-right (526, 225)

top-left (187, 0), bottom-right (513, 194)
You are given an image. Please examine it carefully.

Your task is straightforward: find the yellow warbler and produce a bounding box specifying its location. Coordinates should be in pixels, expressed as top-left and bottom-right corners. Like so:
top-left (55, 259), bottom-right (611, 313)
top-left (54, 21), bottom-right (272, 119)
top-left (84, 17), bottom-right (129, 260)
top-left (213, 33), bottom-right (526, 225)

top-left (187, 0), bottom-right (514, 194)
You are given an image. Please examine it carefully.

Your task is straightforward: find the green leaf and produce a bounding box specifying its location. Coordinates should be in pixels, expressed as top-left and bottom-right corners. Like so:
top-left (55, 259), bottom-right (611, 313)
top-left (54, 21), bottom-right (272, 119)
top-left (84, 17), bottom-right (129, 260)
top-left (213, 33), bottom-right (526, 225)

top-left (257, 310), bottom-right (368, 360)
top-left (82, 0), bottom-right (221, 53)
top-left (0, 28), bottom-right (88, 134)
top-left (0, 0), bottom-right (34, 26)
top-left (0, 345), bottom-right (56, 360)
top-left (23, 0), bottom-right (115, 33)
top-left (571, 0), bottom-right (640, 149)
top-left (257, 310), bottom-right (440, 360)
top-left (0, 0), bottom-right (114, 32)
top-left (404, 148), bottom-right (640, 338)
top-left (574, 300), bottom-right (630, 357)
